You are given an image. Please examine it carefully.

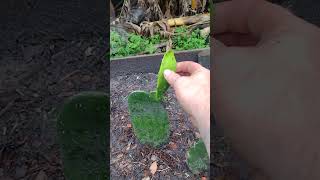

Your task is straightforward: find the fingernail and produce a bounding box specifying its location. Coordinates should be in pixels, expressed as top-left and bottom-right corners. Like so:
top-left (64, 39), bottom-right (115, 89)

top-left (164, 69), bottom-right (171, 77)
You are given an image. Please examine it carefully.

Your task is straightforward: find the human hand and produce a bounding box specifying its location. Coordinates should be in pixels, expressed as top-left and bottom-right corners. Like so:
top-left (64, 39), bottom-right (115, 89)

top-left (164, 61), bottom-right (210, 154)
top-left (214, 0), bottom-right (320, 179)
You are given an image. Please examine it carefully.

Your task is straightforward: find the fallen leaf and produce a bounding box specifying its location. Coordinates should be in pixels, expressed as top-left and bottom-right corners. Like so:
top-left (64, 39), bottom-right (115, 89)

top-left (169, 142), bottom-right (177, 150)
top-left (149, 161), bottom-right (158, 175)
top-left (127, 123), bottom-right (132, 128)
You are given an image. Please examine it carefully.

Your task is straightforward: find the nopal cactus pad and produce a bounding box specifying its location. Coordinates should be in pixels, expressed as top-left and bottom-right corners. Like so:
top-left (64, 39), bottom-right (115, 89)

top-left (128, 91), bottom-right (169, 147)
top-left (57, 92), bottom-right (109, 180)
top-left (186, 140), bottom-right (209, 174)
top-left (156, 49), bottom-right (176, 101)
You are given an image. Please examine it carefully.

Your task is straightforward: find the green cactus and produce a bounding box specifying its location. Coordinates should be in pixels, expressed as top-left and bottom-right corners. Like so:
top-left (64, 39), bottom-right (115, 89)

top-left (128, 91), bottom-right (169, 147)
top-left (156, 49), bottom-right (177, 101)
top-left (57, 92), bottom-right (109, 180)
top-left (186, 140), bottom-right (209, 174)
top-left (128, 50), bottom-right (176, 147)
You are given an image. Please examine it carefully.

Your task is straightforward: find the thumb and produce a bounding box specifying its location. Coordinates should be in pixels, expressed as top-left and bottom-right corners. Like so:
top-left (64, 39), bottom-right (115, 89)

top-left (163, 69), bottom-right (180, 88)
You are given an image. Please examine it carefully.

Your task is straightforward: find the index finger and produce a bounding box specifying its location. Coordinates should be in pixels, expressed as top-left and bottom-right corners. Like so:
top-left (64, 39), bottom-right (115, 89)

top-left (176, 61), bottom-right (203, 74)
top-left (214, 0), bottom-right (295, 40)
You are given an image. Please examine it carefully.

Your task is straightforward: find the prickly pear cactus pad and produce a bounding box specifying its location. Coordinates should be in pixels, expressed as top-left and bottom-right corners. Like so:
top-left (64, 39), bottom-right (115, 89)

top-left (57, 92), bottom-right (109, 180)
top-left (128, 91), bottom-right (170, 147)
top-left (156, 49), bottom-right (177, 101)
top-left (186, 140), bottom-right (209, 174)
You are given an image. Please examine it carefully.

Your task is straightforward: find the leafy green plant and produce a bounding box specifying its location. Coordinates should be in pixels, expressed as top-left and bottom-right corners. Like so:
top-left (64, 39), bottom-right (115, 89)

top-left (128, 50), bottom-right (176, 147)
top-left (110, 27), bottom-right (209, 58)
top-left (186, 140), bottom-right (209, 174)
top-left (111, 31), bottom-right (161, 58)
top-left (57, 92), bottom-right (109, 180)
top-left (173, 26), bottom-right (208, 50)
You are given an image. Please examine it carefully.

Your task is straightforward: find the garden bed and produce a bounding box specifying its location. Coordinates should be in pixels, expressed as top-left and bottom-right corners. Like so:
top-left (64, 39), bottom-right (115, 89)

top-left (111, 73), bottom-right (205, 179)
top-left (110, 73), bottom-right (249, 179)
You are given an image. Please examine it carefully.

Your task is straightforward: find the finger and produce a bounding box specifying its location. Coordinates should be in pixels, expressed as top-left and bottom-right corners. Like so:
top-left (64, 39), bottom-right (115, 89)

top-left (176, 61), bottom-right (203, 74)
top-left (214, 0), bottom-right (295, 40)
top-left (163, 69), bottom-right (181, 88)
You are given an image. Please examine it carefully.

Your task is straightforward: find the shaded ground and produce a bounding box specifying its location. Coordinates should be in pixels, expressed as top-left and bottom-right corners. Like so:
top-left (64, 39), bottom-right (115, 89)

top-left (0, 1), bottom-right (108, 179)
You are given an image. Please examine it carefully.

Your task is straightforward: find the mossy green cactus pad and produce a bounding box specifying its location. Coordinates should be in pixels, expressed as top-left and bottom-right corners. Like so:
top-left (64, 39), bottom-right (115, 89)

top-left (128, 91), bottom-right (169, 147)
top-left (186, 140), bottom-right (209, 174)
top-left (57, 92), bottom-right (109, 180)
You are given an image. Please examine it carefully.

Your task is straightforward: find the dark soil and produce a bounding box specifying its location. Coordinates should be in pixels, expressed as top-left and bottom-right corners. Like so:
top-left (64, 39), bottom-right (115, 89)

top-left (0, 1), bottom-right (108, 179)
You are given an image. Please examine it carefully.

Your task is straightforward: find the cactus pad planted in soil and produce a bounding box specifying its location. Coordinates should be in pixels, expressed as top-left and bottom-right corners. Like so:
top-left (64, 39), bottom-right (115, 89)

top-left (187, 140), bottom-right (209, 174)
top-left (57, 92), bottom-right (109, 180)
top-left (128, 91), bottom-right (170, 147)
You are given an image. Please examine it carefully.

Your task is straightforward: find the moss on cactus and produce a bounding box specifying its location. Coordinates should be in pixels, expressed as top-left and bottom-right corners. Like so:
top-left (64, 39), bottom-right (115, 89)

top-left (128, 50), bottom-right (176, 147)
top-left (57, 92), bottom-right (109, 180)
top-left (186, 140), bottom-right (209, 174)
top-left (128, 91), bottom-right (169, 147)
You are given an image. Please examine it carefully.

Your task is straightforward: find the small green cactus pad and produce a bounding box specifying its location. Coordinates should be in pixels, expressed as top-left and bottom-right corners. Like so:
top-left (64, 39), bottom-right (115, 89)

top-left (156, 49), bottom-right (177, 101)
top-left (57, 92), bottom-right (109, 180)
top-left (186, 140), bottom-right (209, 174)
top-left (128, 91), bottom-right (170, 147)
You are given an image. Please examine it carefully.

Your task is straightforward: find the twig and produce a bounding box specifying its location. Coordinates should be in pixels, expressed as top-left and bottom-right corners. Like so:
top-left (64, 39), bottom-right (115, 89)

top-left (58, 70), bottom-right (80, 83)
top-left (0, 99), bottom-right (15, 117)
top-left (157, 167), bottom-right (171, 172)
top-left (132, 162), bottom-right (147, 166)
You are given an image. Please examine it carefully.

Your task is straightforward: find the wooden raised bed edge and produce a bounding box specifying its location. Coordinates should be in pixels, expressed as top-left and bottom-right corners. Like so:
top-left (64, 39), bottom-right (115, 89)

top-left (110, 48), bottom-right (210, 77)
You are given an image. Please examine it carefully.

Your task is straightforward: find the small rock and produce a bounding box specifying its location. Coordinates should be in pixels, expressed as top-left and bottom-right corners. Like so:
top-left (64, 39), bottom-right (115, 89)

top-left (85, 47), bottom-right (94, 57)
top-left (15, 166), bottom-right (26, 179)
top-left (169, 142), bottom-right (178, 150)
top-left (150, 155), bottom-right (157, 161)
top-left (35, 170), bottom-right (48, 180)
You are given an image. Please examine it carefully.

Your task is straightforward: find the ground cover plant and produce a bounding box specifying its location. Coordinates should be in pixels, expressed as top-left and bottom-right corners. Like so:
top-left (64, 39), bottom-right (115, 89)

top-left (110, 26), bottom-right (209, 58)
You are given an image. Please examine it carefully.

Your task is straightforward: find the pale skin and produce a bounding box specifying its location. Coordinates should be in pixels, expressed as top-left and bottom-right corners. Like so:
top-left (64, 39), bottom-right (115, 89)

top-left (166, 0), bottom-right (320, 179)
top-left (164, 62), bottom-right (210, 155)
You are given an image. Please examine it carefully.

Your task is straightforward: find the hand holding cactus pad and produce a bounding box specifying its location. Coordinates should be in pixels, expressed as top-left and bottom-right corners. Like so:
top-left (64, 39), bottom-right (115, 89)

top-left (57, 92), bottom-right (109, 180)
